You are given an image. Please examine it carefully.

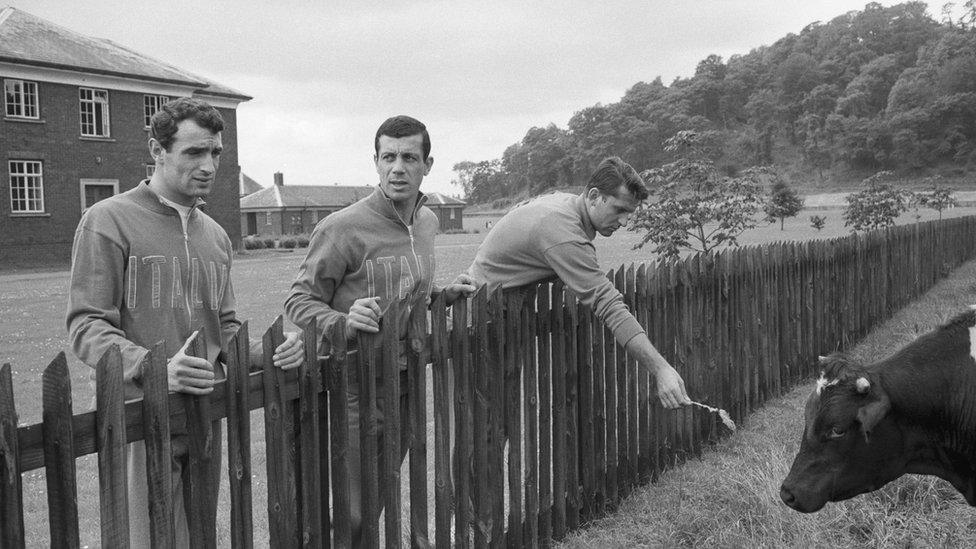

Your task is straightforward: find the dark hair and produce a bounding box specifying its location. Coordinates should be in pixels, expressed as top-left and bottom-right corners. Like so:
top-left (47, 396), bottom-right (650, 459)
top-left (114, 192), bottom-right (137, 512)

top-left (150, 97), bottom-right (224, 151)
top-left (374, 115), bottom-right (431, 160)
top-left (585, 156), bottom-right (649, 201)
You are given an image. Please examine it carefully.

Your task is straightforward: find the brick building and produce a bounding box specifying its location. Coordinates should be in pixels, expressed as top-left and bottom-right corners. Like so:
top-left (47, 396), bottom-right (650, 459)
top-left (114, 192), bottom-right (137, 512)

top-left (0, 7), bottom-right (251, 267)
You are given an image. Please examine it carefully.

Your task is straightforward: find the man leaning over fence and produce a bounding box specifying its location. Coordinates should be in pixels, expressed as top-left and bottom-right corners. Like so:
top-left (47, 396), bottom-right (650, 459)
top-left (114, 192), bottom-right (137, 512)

top-left (285, 115), bottom-right (473, 546)
top-left (465, 156), bottom-right (691, 409)
top-left (66, 97), bottom-right (304, 547)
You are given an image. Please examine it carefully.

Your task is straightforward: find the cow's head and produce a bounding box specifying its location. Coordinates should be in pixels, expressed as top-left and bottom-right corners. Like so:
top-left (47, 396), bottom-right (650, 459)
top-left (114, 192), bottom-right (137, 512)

top-left (780, 353), bottom-right (903, 513)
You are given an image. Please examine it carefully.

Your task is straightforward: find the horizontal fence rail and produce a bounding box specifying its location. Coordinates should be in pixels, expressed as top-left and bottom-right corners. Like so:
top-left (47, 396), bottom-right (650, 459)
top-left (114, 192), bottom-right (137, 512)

top-left (2, 216), bottom-right (975, 547)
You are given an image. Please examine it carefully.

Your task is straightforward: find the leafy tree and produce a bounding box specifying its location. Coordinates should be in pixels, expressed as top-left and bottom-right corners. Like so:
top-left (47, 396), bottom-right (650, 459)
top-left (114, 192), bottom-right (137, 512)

top-left (451, 160), bottom-right (478, 199)
top-left (630, 131), bottom-right (766, 259)
top-left (920, 176), bottom-right (958, 219)
top-left (810, 215), bottom-right (827, 231)
top-left (765, 179), bottom-right (805, 230)
top-left (843, 171), bottom-right (909, 232)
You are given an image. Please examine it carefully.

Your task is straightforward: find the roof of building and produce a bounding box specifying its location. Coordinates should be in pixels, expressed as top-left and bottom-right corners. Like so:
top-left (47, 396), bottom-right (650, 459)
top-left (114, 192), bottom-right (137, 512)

top-left (239, 173), bottom-right (264, 197)
top-left (240, 184), bottom-right (376, 210)
top-left (424, 192), bottom-right (467, 206)
top-left (0, 7), bottom-right (250, 100)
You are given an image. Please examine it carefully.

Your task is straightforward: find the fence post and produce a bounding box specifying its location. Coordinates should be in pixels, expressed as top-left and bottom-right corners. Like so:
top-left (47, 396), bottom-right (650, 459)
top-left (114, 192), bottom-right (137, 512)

top-left (95, 344), bottom-right (129, 547)
top-left (522, 285), bottom-right (540, 546)
top-left (451, 296), bottom-right (473, 548)
top-left (41, 352), bottom-right (79, 548)
top-left (0, 362), bottom-right (24, 548)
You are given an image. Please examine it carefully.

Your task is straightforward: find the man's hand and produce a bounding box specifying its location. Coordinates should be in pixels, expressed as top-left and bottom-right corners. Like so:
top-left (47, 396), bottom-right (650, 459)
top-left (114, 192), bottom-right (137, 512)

top-left (442, 273), bottom-right (477, 305)
top-left (272, 331), bottom-right (303, 370)
top-left (345, 296), bottom-right (382, 340)
top-left (655, 364), bottom-right (691, 409)
top-left (168, 331), bottom-right (215, 395)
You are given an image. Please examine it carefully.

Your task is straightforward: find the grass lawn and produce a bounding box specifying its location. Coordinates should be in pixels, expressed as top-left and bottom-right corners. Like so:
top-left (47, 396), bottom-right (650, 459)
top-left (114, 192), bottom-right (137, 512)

top-left (558, 255), bottom-right (976, 548)
top-left (3, 205), bottom-right (976, 545)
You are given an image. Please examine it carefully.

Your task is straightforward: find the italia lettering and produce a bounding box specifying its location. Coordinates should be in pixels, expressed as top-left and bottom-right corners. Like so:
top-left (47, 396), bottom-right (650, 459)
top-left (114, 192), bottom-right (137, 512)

top-left (123, 255), bottom-right (227, 311)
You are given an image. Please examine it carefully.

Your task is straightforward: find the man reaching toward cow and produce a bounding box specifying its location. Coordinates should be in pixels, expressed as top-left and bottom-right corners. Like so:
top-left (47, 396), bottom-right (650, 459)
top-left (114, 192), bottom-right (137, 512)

top-left (465, 156), bottom-right (691, 409)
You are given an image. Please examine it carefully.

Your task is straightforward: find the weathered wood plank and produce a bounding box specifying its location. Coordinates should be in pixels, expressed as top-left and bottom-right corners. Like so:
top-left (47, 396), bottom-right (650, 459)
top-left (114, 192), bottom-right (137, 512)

top-left (262, 318), bottom-right (299, 547)
top-left (1, 362), bottom-right (25, 549)
top-left (184, 329), bottom-right (218, 549)
top-left (141, 344), bottom-right (172, 548)
top-left (298, 321), bottom-right (323, 548)
top-left (225, 323), bottom-right (254, 549)
top-left (42, 352), bottom-right (80, 549)
top-left (96, 345), bottom-right (129, 548)
top-left (408, 300), bottom-right (430, 548)
top-left (430, 294), bottom-right (453, 548)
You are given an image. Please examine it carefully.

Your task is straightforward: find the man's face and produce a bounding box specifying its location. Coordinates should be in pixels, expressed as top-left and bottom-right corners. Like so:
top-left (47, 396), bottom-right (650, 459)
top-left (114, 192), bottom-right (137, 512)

top-left (375, 133), bottom-right (432, 209)
top-left (151, 119), bottom-right (222, 206)
top-left (587, 185), bottom-right (640, 237)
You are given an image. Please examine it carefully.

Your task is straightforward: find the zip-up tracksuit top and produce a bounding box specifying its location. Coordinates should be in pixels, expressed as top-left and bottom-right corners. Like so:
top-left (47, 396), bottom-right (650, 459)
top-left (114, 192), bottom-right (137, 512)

top-left (285, 187), bottom-right (437, 351)
top-left (66, 181), bottom-right (240, 400)
top-left (467, 191), bottom-right (645, 348)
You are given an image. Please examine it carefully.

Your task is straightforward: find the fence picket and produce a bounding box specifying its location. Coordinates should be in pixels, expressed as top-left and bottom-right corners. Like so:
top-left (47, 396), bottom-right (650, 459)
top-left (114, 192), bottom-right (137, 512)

top-left (430, 294), bottom-right (452, 548)
top-left (225, 323), bottom-right (254, 549)
top-left (42, 352), bottom-right (79, 549)
top-left (506, 291), bottom-right (524, 547)
top-left (298, 321), bottom-right (323, 548)
top-left (381, 301), bottom-right (402, 549)
top-left (95, 345), bottom-right (128, 548)
top-left (550, 282), bottom-right (567, 540)
top-left (1, 362), bottom-right (24, 548)
top-left (408, 300), bottom-right (430, 548)
top-left (141, 343), bottom-right (172, 548)
top-left (522, 286), bottom-right (540, 547)
top-left (262, 317), bottom-right (299, 547)
top-left (452, 296), bottom-right (473, 548)
top-left (327, 319), bottom-right (352, 548)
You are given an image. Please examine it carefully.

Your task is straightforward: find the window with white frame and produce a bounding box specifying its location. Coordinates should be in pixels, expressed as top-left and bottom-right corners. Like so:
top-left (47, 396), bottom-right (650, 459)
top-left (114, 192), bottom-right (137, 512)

top-left (79, 88), bottom-right (110, 137)
top-left (79, 179), bottom-right (118, 212)
top-left (143, 94), bottom-right (170, 127)
top-left (4, 79), bottom-right (39, 119)
top-left (9, 160), bottom-right (44, 213)
top-left (146, 164), bottom-right (156, 179)
top-left (265, 211), bottom-right (272, 225)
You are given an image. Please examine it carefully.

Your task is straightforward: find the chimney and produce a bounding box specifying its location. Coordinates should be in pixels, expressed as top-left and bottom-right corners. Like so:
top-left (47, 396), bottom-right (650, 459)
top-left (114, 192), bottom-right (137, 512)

top-left (274, 172), bottom-right (284, 186)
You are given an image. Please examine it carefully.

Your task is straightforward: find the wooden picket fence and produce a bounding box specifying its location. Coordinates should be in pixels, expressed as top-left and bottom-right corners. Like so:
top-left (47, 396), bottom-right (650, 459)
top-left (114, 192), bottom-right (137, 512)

top-left (2, 215), bottom-right (976, 547)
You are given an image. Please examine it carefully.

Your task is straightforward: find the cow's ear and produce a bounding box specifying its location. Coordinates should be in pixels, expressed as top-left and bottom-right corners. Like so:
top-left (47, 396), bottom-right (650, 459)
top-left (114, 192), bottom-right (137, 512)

top-left (856, 378), bottom-right (890, 443)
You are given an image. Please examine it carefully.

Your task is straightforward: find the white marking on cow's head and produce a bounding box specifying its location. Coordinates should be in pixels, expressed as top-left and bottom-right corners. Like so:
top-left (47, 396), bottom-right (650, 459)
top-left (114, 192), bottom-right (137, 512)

top-left (816, 371), bottom-right (839, 395)
top-left (970, 324), bottom-right (976, 365)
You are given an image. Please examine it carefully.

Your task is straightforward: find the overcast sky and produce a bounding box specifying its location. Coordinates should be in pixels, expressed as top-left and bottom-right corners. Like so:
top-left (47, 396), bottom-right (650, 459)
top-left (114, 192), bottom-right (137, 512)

top-left (5, 0), bottom-right (957, 195)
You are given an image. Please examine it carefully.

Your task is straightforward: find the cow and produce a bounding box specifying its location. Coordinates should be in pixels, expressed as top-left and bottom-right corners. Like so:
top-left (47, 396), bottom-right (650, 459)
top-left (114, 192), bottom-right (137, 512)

top-left (780, 307), bottom-right (976, 513)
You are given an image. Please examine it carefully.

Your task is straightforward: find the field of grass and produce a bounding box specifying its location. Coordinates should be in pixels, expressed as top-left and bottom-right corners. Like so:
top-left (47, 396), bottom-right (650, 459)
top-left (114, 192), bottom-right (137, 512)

top-left (3, 206), bottom-right (976, 545)
top-left (559, 255), bottom-right (976, 548)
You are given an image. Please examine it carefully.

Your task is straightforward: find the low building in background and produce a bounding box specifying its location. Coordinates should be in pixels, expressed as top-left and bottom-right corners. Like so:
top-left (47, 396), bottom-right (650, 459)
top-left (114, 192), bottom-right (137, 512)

top-left (239, 173), bottom-right (467, 237)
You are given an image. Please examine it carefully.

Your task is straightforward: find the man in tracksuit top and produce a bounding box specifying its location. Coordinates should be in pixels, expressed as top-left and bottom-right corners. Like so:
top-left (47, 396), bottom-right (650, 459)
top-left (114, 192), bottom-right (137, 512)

top-left (285, 115), bottom-right (473, 545)
top-left (66, 98), bottom-right (304, 546)
top-left (466, 156), bottom-right (691, 409)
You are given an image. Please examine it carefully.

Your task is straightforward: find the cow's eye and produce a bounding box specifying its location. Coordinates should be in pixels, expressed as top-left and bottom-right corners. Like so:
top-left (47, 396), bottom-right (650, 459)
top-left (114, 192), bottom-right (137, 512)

top-left (828, 427), bottom-right (846, 439)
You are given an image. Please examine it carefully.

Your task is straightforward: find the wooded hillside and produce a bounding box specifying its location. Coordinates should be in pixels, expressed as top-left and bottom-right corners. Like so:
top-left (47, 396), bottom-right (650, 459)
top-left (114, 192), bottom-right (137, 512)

top-left (453, 2), bottom-right (976, 205)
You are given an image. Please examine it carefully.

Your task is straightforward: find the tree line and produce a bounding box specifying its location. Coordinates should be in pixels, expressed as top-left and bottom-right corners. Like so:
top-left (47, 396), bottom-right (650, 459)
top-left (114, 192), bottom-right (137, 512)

top-left (453, 2), bottom-right (976, 205)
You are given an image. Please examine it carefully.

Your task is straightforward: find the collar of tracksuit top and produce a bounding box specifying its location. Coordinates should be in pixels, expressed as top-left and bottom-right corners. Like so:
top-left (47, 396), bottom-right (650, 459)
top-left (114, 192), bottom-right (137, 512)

top-left (369, 185), bottom-right (429, 226)
top-left (132, 179), bottom-right (206, 216)
top-left (574, 192), bottom-right (599, 242)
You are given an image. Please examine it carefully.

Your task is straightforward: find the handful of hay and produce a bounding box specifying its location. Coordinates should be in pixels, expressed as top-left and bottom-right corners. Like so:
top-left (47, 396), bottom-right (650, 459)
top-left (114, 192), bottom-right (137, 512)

top-left (690, 400), bottom-right (736, 432)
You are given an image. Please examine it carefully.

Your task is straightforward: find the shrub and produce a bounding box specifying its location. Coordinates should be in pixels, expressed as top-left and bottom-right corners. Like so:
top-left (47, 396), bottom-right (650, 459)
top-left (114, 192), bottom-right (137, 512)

top-left (443, 228), bottom-right (472, 235)
top-left (810, 215), bottom-right (827, 231)
top-left (262, 236), bottom-right (277, 249)
top-left (296, 234), bottom-right (310, 247)
top-left (280, 237), bottom-right (297, 249)
top-left (242, 236), bottom-right (264, 250)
